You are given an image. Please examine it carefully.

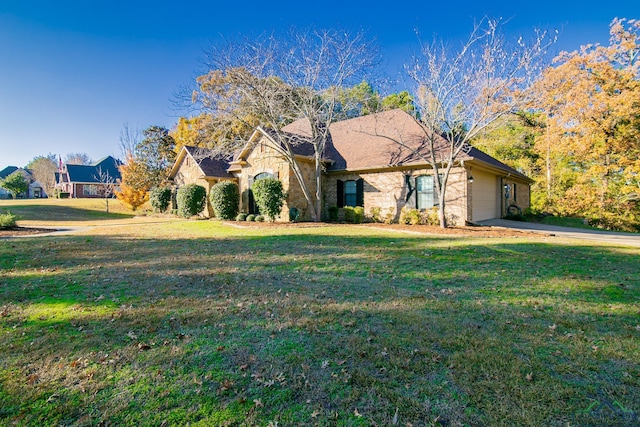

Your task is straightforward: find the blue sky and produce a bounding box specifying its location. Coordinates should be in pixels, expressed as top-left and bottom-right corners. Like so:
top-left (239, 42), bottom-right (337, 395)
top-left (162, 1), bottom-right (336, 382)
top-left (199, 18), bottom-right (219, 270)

top-left (1, 1), bottom-right (638, 168)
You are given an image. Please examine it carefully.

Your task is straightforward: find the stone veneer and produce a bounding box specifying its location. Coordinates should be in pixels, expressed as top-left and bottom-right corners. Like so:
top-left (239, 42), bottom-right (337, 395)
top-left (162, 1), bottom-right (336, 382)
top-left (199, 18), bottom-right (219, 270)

top-left (323, 167), bottom-right (468, 226)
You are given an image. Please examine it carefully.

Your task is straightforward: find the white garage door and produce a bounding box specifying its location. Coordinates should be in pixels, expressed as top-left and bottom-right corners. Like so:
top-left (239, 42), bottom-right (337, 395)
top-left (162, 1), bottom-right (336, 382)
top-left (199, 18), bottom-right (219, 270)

top-left (472, 170), bottom-right (499, 221)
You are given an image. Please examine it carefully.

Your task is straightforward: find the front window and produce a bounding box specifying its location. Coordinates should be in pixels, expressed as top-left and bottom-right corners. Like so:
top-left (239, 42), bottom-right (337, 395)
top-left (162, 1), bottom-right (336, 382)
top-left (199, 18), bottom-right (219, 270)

top-left (416, 175), bottom-right (434, 209)
top-left (83, 184), bottom-right (99, 196)
top-left (344, 180), bottom-right (357, 207)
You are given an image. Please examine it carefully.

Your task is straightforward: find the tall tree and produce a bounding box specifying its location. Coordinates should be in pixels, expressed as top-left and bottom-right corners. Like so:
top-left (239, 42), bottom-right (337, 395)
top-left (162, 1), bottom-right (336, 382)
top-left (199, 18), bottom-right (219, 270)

top-left (0, 171), bottom-right (29, 199)
top-left (379, 18), bottom-right (554, 227)
top-left (135, 126), bottom-right (176, 189)
top-left (26, 154), bottom-right (58, 197)
top-left (532, 18), bottom-right (640, 230)
top-left (191, 28), bottom-right (378, 221)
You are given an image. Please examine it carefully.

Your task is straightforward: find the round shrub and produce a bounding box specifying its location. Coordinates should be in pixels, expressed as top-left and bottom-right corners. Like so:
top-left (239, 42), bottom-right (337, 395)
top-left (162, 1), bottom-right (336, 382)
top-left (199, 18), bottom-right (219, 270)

top-left (255, 215), bottom-right (265, 222)
top-left (246, 214), bottom-right (256, 222)
top-left (343, 206), bottom-right (355, 223)
top-left (251, 178), bottom-right (286, 221)
top-left (210, 181), bottom-right (239, 220)
top-left (176, 184), bottom-right (207, 218)
top-left (0, 211), bottom-right (17, 229)
top-left (236, 213), bottom-right (248, 221)
top-left (353, 206), bottom-right (365, 224)
top-left (327, 206), bottom-right (339, 222)
top-left (149, 187), bottom-right (172, 213)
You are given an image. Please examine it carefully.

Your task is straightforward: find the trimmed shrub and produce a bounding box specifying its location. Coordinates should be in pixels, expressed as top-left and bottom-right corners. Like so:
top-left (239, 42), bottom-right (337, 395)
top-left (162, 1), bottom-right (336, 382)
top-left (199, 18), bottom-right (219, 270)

top-left (328, 206), bottom-right (339, 222)
top-left (343, 206), bottom-right (355, 223)
top-left (210, 181), bottom-right (239, 220)
top-left (246, 214), bottom-right (256, 222)
top-left (176, 184), bottom-right (207, 218)
top-left (255, 215), bottom-right (265, 222)
top-left (0, 212), bottom-right (17, 229)
top-left (421, 207), bottom-right (440, 226)
top-left (370, 207), bottom-right (382, 223)
top-left (252, 178), bottom-right (286, 221)
top-left (236, 213), bottom-right (248, 221)
top-left (399, 207), bottom-right (421, 225)
top-left (149, 187), bottom-right (172, 213)
top-left (353, 206), bottom-right (365, 224)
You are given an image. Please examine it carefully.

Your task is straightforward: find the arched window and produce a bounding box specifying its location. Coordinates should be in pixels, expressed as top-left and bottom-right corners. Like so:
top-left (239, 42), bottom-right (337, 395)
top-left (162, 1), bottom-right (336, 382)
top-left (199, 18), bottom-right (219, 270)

top-left (253, 172), bottom-right (274, 182)
top-left (416, 175), bottom-right (434, 209)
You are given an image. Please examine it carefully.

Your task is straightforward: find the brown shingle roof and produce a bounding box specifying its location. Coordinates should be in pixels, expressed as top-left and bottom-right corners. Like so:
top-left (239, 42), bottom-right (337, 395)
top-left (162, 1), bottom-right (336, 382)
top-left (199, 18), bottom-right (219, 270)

top-left (282, 109), bottom-right (529, 180)
top-left (184, 146), bottom-right (233, 178)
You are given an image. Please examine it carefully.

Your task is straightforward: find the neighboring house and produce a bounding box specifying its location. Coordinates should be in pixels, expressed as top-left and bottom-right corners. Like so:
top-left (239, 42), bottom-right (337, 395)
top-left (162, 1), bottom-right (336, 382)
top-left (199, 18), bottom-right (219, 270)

top-left (171, 109), bottom-right (532, 224)
top-left (54, 156), bottom-right (122, 198)
top-left (0, 166), bottom-right (46, 199)
top-left (166, 146), bottom-right (236, 217)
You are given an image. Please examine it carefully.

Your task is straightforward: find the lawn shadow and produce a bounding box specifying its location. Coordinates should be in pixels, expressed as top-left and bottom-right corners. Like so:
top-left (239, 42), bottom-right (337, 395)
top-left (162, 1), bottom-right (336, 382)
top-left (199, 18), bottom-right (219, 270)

top-left (1, 230), bottom-right (638, 426)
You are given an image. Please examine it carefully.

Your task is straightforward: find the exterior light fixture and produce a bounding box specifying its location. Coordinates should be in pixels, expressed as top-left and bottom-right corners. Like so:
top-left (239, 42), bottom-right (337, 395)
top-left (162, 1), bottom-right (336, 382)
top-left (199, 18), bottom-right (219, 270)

top-left (468, 174), bottom-right (474, 183)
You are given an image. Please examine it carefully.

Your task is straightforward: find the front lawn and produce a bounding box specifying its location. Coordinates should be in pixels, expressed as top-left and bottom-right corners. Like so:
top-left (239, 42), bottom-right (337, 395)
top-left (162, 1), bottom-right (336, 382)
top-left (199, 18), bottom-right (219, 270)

top-left (1, 219), bottom-right (638, 426)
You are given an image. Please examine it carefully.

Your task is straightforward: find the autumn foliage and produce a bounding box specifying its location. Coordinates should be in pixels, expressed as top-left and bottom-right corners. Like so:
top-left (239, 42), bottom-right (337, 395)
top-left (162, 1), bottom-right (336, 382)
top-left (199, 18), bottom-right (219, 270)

top-left (115, 154), bottom-right (150, 211)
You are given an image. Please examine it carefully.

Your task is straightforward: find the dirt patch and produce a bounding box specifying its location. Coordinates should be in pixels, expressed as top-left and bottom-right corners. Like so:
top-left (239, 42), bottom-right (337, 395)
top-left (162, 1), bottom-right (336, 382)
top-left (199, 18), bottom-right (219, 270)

top-left (226, 221), bottom-right (546, 238)
top-left (0, 227), bottom-right (56, 238)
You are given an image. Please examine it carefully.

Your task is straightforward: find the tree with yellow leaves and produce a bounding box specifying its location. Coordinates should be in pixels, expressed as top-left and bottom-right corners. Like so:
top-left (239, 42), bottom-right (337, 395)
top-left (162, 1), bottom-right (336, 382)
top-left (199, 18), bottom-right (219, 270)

top-left (115, 154), bottom-right (150, 211)
top-left (533, 18), bottom-right (640, 230)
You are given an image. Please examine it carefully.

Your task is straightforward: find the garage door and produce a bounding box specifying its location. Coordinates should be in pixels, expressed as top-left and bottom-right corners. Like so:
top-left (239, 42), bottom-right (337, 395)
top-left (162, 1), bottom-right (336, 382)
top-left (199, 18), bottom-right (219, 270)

top-left (472, 170), bottom-right (499, 221)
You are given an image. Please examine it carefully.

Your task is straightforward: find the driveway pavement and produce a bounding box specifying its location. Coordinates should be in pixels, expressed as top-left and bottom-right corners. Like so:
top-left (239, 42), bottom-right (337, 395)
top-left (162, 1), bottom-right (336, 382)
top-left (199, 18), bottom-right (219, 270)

top-left (477, 219), bottom-right (640, 247)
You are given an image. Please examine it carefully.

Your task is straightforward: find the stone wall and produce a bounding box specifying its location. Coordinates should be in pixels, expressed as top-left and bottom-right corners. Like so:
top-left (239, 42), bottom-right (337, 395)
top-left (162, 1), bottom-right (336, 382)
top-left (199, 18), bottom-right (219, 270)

top-left (237, 137), bottom-right (317, 221)
top-left (324, 167), bottom-right (468, 226)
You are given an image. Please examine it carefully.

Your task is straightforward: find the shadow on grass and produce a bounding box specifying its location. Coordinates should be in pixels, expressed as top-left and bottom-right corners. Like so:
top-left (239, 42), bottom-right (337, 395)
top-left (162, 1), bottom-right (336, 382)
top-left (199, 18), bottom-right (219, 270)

top-left (1, 230), bottom-right (638, 426)
top-left (1, 204), bottom-right (135, 222)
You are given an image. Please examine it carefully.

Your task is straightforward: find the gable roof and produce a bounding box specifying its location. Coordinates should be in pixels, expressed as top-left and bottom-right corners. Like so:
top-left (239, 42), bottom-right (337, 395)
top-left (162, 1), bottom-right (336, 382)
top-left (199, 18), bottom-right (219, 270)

top-left (168, 146), bottom-right (233, 179)
top-left (66, 156), bottom-right (122, 183)
top-left (0, 166), bottom-right (19, 179)
top-left (280, 109), bottom-right (531, 181)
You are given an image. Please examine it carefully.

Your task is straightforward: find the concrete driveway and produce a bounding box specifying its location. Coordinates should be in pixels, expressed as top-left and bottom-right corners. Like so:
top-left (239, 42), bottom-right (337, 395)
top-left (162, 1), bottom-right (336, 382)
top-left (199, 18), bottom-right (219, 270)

top-left (477, 219), bottom-right (640, 248)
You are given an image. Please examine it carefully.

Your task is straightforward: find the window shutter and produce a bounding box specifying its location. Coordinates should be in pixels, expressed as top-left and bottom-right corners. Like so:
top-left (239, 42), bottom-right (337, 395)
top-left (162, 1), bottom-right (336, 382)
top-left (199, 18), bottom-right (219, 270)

top-left (356, 178), bottom-right (364, 207)
top-left (337, 180), bottom-right (344, 208)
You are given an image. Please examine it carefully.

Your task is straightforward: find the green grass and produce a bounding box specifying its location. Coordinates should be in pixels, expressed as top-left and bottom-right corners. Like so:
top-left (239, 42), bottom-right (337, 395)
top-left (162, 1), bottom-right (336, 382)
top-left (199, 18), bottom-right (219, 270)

top-left (0, 198), bottom-right (136, 224)
top-left (0, 204), bottom-right (639, 426)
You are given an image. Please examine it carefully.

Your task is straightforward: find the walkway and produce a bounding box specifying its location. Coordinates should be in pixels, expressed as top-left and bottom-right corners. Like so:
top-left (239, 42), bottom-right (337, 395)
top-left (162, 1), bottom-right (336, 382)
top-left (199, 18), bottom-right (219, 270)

top-left (477, 219), bottom-right (640, 248)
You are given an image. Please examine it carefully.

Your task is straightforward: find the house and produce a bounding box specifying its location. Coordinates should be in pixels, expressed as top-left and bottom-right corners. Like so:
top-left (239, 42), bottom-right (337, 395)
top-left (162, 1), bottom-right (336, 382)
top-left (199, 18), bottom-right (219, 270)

top-left (170, 109), bottom-right (532, 224)
top-left (0, 166), bottom-right (46, 199)
top-left (54, 156), bottom-right (122, 198)
top-left (166, 146), bottom-right (236, 216)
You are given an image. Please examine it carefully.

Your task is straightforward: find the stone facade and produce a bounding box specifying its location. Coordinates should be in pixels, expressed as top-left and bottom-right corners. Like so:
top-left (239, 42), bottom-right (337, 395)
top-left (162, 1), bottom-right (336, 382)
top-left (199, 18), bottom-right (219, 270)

top-left (235, 137), bottom-right (317, 221)
top-left (324, 167), bottom-right (468, 225)
top-left (171, 154), bottom-right (236, 217)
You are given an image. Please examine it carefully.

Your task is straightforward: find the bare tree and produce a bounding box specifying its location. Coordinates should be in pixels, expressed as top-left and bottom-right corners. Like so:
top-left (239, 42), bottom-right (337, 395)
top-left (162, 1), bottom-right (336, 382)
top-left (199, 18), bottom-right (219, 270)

top-left (190, 28), bottom-right (378, 221)
top-left (119, 122), bottom-right (141, 159)
top-left (65, 153), bottom-right (92, 165)
top-left (94, 167), bottom-right (117, 213)
top-left (381, 18), bottom-right (556, 227)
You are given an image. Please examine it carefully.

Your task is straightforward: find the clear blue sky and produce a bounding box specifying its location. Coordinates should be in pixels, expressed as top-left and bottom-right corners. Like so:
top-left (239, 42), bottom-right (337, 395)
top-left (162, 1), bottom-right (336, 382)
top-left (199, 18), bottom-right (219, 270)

top-left (1, 1), bottom-right (638, 168)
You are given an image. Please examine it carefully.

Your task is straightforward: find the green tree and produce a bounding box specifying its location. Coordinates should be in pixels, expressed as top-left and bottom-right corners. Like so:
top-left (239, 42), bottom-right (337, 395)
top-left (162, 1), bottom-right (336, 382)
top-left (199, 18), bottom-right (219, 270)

top-left (1, 171), bottom-right (29, 199)
top-left (136, 126), bottom-right (177, 189)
